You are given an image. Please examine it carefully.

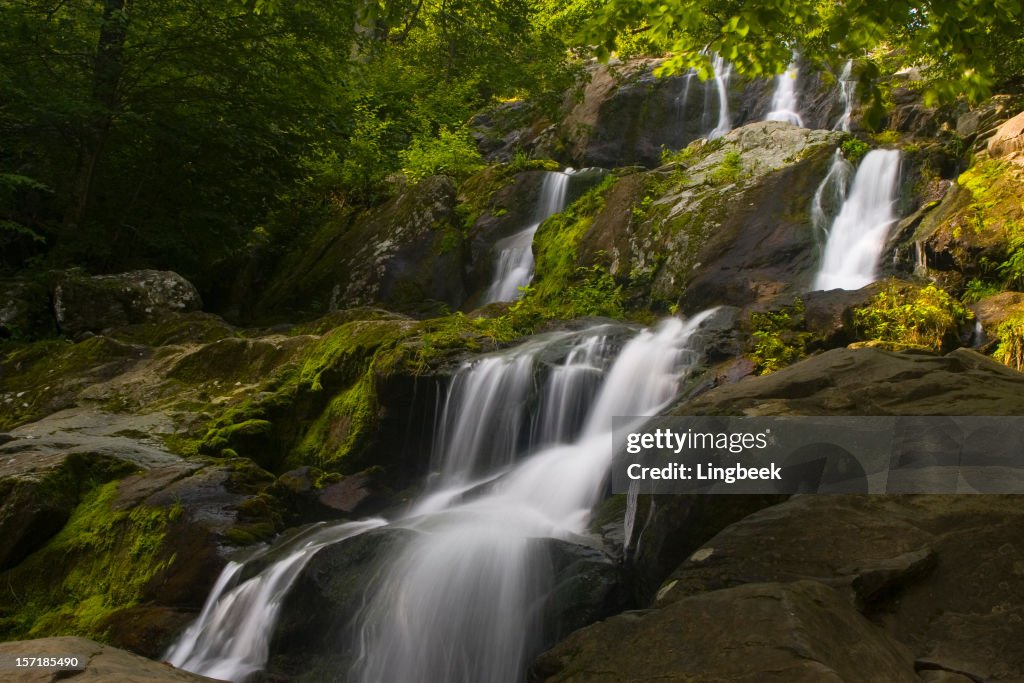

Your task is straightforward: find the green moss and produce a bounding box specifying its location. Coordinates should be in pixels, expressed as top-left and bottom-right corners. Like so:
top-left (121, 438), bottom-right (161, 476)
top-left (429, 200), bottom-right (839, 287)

top-left (107, 313), bottom-right (236, 347)
top-left (748, 299), bottom-right (815, 374)
top-left (852, 281), bottom-right (971, 351)
top-left (708, 150), bottom-right (744, 186)
top-left (0, 481), bottom-right (177, 641)
top-left (530, 175), bottom-right (618, 306)
top-left (0, 336), bottom-right (136, 429)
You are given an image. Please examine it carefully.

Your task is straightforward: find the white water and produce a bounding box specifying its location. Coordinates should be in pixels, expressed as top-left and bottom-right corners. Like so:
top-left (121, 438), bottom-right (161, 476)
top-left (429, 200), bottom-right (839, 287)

top-left (833, 60), bottom-right (855, 132)
top-left (813, 149), bottom-right (902, 290)
top-left (483, 171), bottom-right (571, 303)
top-left (708, 54), bottom-right (733, 139)
top-left (352, 312), bottom-right (715, 683)
top-left (164, 518), bottom-right (386, 681)
top-left (765, 61), bottom-right (803, 126)
top-left (810, 148), bottom-right (854, 243)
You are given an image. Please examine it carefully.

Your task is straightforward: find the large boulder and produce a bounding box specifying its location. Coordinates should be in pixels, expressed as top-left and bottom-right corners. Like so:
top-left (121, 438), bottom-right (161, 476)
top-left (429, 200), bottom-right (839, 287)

top-left (988, 110), bottom-right (1024, 161)
top-left (676, 346), bottom-right (1024, 416)
top-left (653, 495), bottom-right (1024, 682)
top-left (0, 411), bottom-right (281, 657)
top-left (543, 121), bottom-right (845, 312)
top-left (258, 176), bottom-right (468, 318)
top-left (54, 270), bottom-right (202, 338)
top-left (533, 579), bottom-right (920, 683)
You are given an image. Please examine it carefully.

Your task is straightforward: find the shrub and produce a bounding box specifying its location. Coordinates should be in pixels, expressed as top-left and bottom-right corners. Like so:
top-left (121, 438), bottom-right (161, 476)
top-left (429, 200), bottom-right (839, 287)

top-left (853, 282), bottom-right (970, 351)
top-left (400, 127), bottom-right (485, 184)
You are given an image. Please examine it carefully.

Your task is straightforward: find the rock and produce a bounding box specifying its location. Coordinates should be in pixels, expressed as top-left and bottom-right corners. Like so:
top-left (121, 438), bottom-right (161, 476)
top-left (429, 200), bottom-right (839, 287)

top-left (316, 471), bottom-right (389, 516)
top-left (532, 580), bottom-right (919, 683)
top-left (654, 495), bottom-right (1024, 683)
top-left (53, 270), bottom-right (202, 338)
top-left (561, 121), bottom-right (845, 311)
top-left (0, 636), bottom-right (225, 681)
top-left (258, 175), bottom-right (468, 318)
top-left (972, 291), bottom-right (1024, 347)
top-left (676, 346), bottom-right (1024, 416)
top-left (800, 285), bottom-right (884, 346)
top-left (988, 110), bottom-right (1024, 161)
top-left (0, 412), bottom-right (282, 656)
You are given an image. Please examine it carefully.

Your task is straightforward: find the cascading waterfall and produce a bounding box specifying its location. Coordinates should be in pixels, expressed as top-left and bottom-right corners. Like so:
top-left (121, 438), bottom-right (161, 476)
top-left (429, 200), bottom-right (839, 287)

top-left (810, 148), bottom-right (854, 243)
top-left (813, 149), bottom-right (902, 291)
top-left (833, 60), bottom-right (855, 132)
top-left (765, 61), bottom-right (803, 126)
top-left (351, 312), bottom-right (715, 683)
top-left (164, 519), bottom-right (386, 681)
top-left (483, 171), bottom-right (571, 303)
top-left (708, 54), bottom-right (733, 139)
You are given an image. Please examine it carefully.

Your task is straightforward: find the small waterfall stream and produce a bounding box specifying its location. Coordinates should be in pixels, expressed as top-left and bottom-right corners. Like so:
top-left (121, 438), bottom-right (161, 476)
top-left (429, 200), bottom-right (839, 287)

top-left (708, 54), bottom-right (733, 139)
top-left (833, 60), bottom-right (855, 132)
top-left (813, 149), bottom-right (902, 290)
top-left (811, 148), bottom-right (854, 243)
top-left (765, 61), bottom-right (803, 126)
top-left (483, 171), bottom-right (572, 303)
top-left (168, 313), bottom-right (716, 683)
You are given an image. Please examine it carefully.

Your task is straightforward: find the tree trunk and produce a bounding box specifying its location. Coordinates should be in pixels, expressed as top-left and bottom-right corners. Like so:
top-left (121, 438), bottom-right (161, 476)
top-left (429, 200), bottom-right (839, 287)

top-left (64, 0), bottom-right (131, 231)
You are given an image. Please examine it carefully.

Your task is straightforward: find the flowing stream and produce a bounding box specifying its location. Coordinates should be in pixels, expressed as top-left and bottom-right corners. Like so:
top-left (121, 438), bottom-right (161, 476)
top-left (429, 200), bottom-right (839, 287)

top-left (765, 61), bottom-right (803, 126)
top-left (483, 170), bottom-right (572, 303)
top-left (708, 54), bottom-right (733, 139)
top-left (168, 312), bottom-right (716, 682)
top-left (813, 149), bottom-right (902, 290)
top-left (833, 60), bottom-right (855, 132)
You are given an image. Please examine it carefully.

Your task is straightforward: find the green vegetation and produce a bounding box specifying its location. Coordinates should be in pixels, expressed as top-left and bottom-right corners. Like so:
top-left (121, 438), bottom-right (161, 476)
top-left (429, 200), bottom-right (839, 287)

top-left (853, 282), bottom-right (971, 351)
top-left (995, 314), bottom-right (1024, 371)
top-left (584, 0), bottom-right (1024, 104)
top-left (709, 151), bottom-right (744, 186)
top-left (748, 299), bottom-right (814, 375)
top-left (0, 481), bottom-right (178, 641)
top-left (840, 138), bottom-right (871, 166)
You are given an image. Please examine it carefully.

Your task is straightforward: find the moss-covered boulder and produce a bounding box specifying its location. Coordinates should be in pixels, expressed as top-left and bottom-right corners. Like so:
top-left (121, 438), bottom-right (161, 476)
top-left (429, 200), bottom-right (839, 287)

top-left (257, 175), bottom-right (468, 319)
top-left (53, 269), bottom-right (202, 338)
top-left (531, 122), bottom-right (845, 313)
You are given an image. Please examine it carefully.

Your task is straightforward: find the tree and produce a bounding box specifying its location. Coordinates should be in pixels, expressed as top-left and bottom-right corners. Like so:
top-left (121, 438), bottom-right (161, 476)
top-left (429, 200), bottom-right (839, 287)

top-left (580, 0), bottom-right (1024, 103)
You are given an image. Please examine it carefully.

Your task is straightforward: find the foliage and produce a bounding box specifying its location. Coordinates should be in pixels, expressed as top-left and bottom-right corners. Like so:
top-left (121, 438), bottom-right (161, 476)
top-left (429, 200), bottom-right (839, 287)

top-left (955, 159), bottom-right (1024, 288)
top-left (994, 314), bottom-right (1024, 372)
top-left (962, 278), bottom-right (1000, 305)
top-left (853, 282), bottom-right (971, 351)
top-left (400, 128), bottom-right (486, 184)
top-left (749, 299), bottom-right (814, 374)
top-left (581, 0), bottom-right (1024, 104)
top-left (840, 138), bottom-right (871, 166)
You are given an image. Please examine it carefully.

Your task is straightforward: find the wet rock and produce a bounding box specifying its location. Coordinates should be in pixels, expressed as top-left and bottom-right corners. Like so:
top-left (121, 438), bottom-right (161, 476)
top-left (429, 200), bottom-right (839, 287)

top-left (0, 636), bottom-right (226, 682)
top-left (533, 580), bottom-right (919, 683)
top-left (53, 270), bottom-right (202, 338)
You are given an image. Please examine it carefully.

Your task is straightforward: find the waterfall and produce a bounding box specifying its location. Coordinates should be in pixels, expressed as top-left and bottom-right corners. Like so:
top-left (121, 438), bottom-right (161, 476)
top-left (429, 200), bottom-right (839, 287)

top-left (164, 519), bottom-right (386, 681)
top-left (483, 171), bottom-right (571, 303)
top-left (810, 148), bottom-right (854, 243)
top-left (813, 149), bottom-right (902, 291)
top-left (833, 60), bottom-right (855, 132)
top-left (708, 54), bottom-right (733, 139)
top-left (168, 313), bottom-right (715, 683)
top-left (352, 312), bottom-right (715, 683)
top-left (765, 61), bottom-right (803, 127)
